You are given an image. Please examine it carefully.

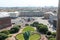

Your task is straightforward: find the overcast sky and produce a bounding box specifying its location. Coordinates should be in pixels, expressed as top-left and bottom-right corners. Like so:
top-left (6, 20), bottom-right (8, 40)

top-left (0, 0), bottom-right (58, 7)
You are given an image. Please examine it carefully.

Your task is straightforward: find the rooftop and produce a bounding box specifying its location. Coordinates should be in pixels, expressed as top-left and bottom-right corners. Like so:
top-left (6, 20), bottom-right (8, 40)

top-left (45, 12), bottom-right (57, 16)
top-left (8, 11), bottom-right (19, 13)
top-left (0, 12), bottom-right (10, 18)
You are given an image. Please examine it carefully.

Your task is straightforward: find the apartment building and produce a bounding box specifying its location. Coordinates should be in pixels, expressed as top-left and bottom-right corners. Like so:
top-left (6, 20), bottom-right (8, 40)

top-left (19, 11), bottom-right (44, 17)
top-left (0, 12), bottom-right (11, 29)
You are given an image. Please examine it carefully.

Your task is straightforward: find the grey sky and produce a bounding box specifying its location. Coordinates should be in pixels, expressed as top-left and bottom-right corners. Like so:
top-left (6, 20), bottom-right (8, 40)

top-left (0, 0), bottom-right (58, 7)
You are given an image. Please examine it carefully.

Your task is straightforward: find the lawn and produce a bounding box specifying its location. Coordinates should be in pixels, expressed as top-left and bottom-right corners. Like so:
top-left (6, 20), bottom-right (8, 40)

top-left (16, 26), bottom-right (40, 40)
top-left (16, 34), bottom-right (24, 40)
top-left (22, 26), bottom-right (35, 33)
top-left (29, 34), bottom-right (40, 40)
top-left (16, 33), bottom-right (40, 40)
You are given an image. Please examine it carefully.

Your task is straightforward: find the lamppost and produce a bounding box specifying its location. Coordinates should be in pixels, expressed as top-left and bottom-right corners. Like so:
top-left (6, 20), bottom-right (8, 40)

top-left (56, 0), bottom-right (60, 40)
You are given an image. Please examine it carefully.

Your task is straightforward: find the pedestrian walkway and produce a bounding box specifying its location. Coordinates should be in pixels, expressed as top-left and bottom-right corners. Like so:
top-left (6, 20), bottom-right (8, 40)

top-left (6, 27), bottom-right (25, 40)
top-left (40, 35), bottom-right (48, 40)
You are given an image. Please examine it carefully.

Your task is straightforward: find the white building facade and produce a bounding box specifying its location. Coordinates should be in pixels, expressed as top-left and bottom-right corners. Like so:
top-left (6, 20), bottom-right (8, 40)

top-left (9, 11), bottom-right (19, 18)
top-left (19, 11), bottom-right (44, 17)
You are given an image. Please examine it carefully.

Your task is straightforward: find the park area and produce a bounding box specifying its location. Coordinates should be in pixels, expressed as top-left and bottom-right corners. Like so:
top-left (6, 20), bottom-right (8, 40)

top-left (16, 26), bottom-right (41, 40)
top-left (0, 21), bottom-right (56, 40)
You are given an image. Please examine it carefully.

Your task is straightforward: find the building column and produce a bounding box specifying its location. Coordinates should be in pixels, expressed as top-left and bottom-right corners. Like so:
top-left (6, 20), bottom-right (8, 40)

top-left (56, 0), bottom-right (60, 40)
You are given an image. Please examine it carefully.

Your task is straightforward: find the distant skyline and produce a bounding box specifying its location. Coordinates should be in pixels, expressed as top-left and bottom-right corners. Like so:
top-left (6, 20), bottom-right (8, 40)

top-left (0, 0), bottom-right (58, 7)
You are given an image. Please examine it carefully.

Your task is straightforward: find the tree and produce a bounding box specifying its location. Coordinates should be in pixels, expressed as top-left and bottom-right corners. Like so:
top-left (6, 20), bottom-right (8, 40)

top-left (1, 30), bottom-right (10, 35)
top-left (37, 24), bottom-right (48, 34)
top-left (10, 26), bottom-right (19, 33)
top-left (31, 22), bottom-right (39, 27)
top-left (37, 24), bottom-right (43, 29)
top-left (23, 31), bottom-right (30, 40)
top-left (49, 38), bottom-right (56, 40)
top-left (46, 31), bottom-right (52, 35)
top-left (17, 25), bottom-right (21, 28)
top-left (0, 33), bottom-right (8, 40)
top-left (25, 24), bottom-right (29, 26)
top-left (46, 35), bottom-right (54, 39)
top-left (52, 32), bottom-right (56, 37)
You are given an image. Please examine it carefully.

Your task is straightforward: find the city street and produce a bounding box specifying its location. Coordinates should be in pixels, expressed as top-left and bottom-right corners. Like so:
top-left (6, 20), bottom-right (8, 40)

top-left (11, 17), bottom-right (56, 32)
